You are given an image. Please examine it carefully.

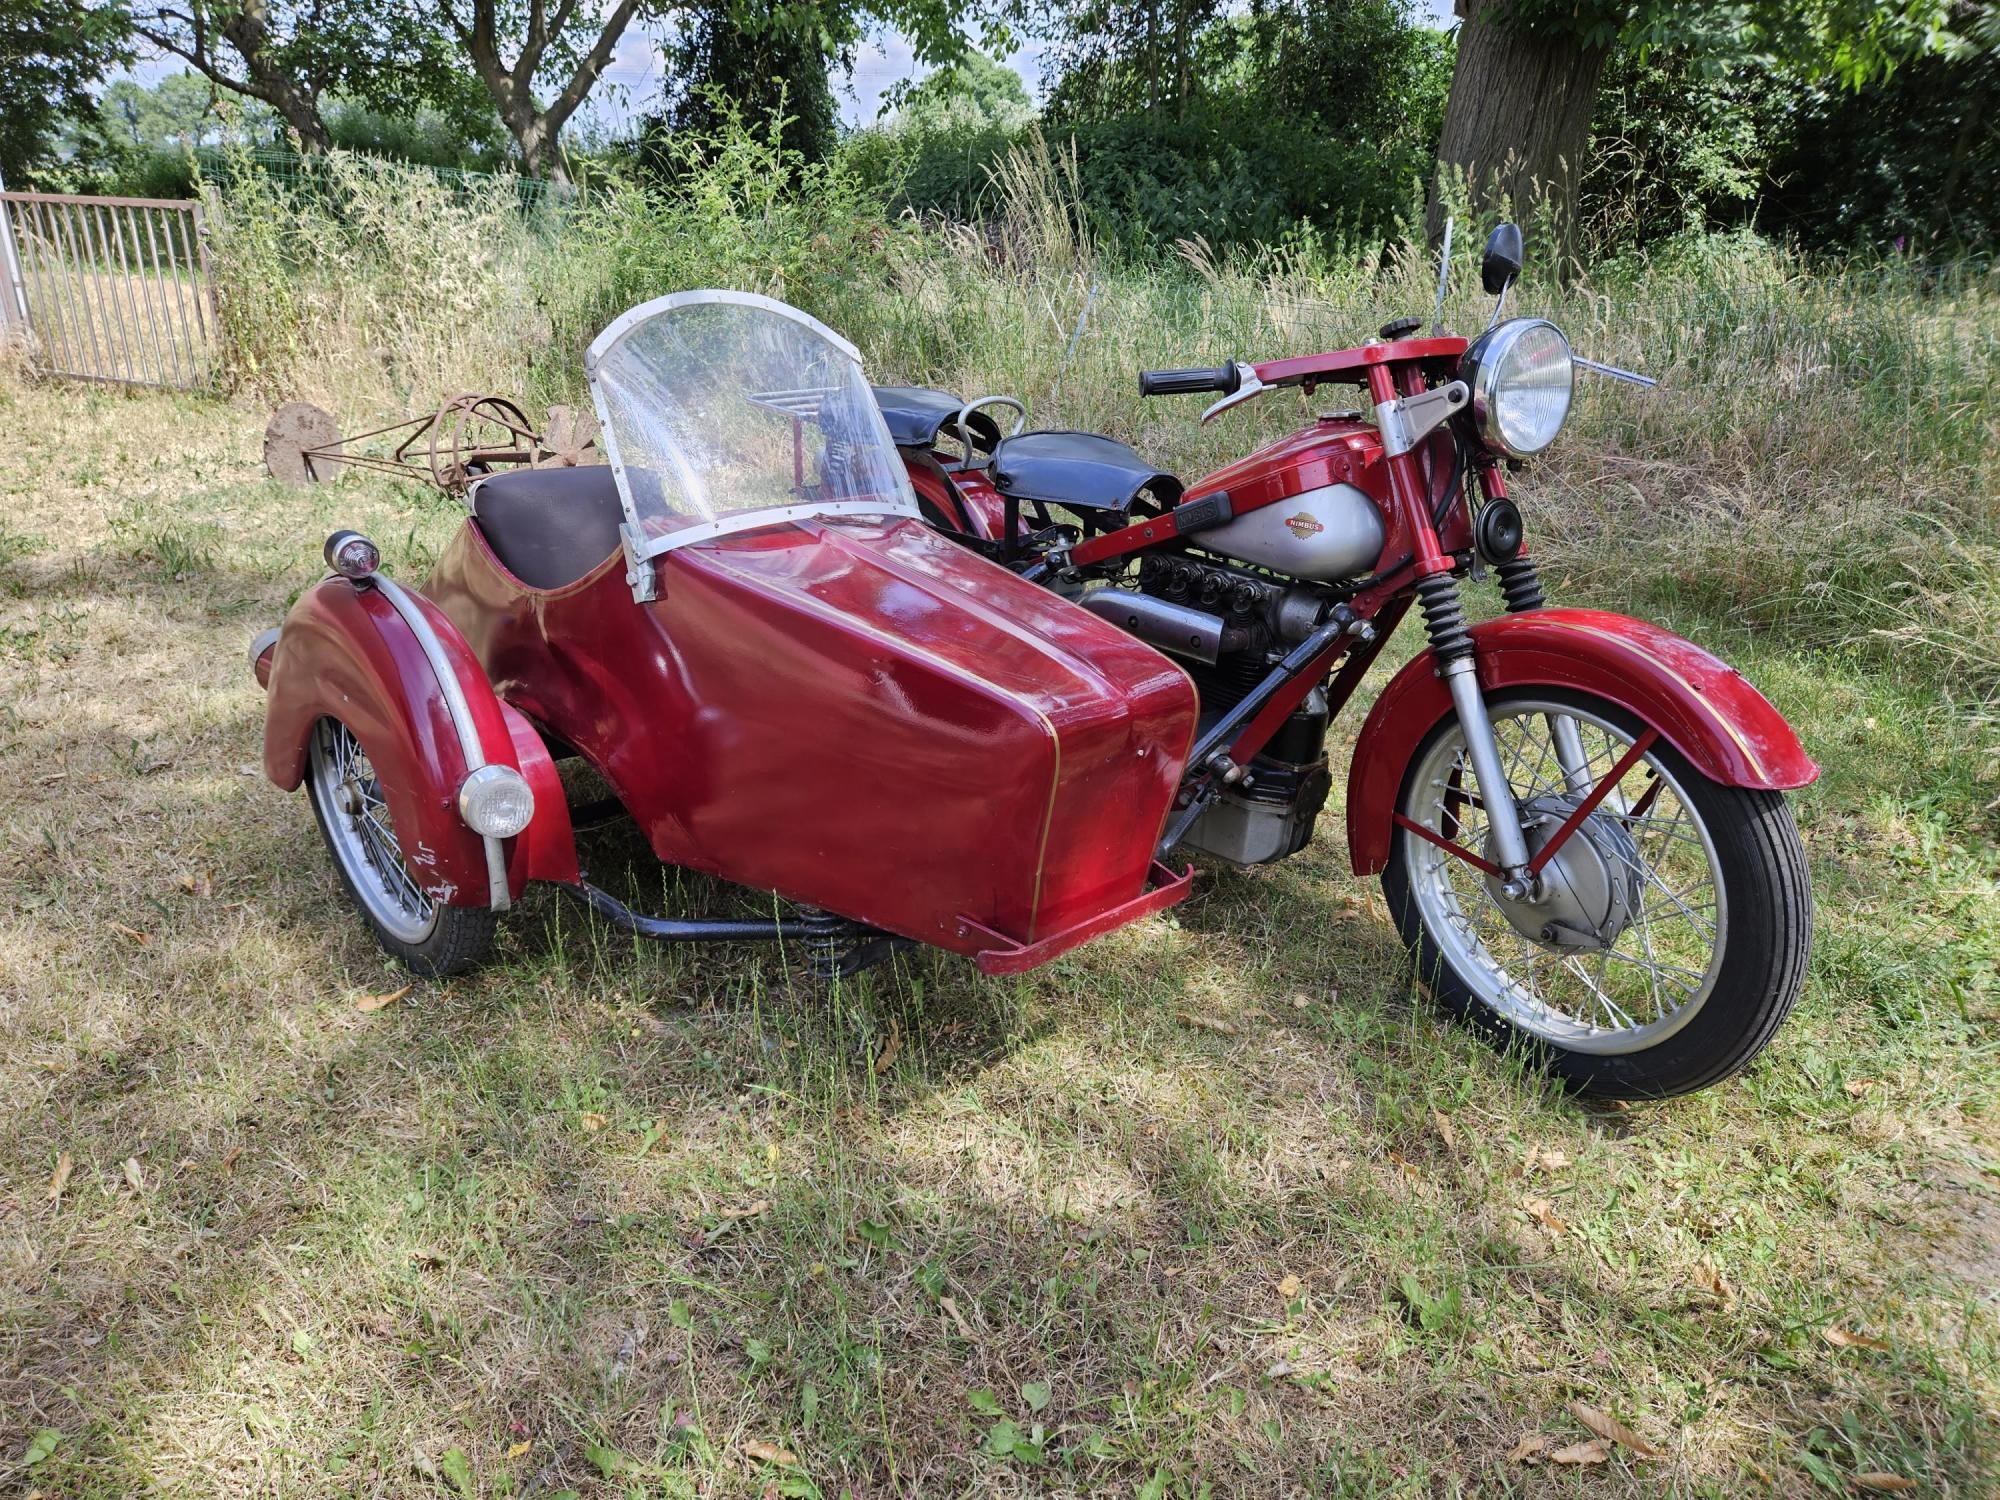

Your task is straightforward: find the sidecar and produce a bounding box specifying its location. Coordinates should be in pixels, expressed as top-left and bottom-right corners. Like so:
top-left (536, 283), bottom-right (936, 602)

top-left (252, 292), bottom-right (1198, 977)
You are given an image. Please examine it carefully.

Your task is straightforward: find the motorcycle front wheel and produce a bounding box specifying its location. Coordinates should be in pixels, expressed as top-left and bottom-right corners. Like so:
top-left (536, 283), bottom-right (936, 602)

top-left (1382, 688), bottom-right (1811, 1099)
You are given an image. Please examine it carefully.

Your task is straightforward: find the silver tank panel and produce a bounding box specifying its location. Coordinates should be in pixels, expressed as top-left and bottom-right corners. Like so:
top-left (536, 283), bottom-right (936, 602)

top-left (1199, 482), bottom-right (1385, 581)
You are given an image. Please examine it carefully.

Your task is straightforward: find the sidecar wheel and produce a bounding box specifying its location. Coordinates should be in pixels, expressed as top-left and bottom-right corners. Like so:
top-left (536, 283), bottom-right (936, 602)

top-left (1382, 688), bottom-right (1811, 1099)
top-left (305, 717), bottom-right (497, 977)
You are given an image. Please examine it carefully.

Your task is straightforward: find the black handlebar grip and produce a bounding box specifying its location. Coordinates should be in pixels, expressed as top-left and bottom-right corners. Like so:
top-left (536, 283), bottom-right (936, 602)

top-left (1137, 363), bottom-right (1241, 397)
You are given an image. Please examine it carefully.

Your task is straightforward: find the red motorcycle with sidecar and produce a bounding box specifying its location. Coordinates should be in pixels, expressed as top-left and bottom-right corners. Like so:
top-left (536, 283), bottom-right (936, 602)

top-left (251, 226), bottom-right (1816, 1098)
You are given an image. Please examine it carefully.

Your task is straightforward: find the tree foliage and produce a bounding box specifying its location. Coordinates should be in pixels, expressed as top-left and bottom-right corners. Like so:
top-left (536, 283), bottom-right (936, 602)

top-left (0, 0), bottom-right (131, 185)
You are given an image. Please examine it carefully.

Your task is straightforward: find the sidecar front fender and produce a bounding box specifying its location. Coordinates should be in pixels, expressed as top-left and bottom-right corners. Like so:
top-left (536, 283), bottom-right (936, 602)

top-left (1346, 607), bottom-right (1818, 876)
top-left (261, 575), bottom-right (578, 907)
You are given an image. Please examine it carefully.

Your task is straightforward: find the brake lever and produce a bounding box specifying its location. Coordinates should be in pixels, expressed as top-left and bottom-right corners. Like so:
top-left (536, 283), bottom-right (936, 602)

top-left (1573, 355), bottom-right (1658, 389)
top-left (1200, 363), bottom-right (1266, 424)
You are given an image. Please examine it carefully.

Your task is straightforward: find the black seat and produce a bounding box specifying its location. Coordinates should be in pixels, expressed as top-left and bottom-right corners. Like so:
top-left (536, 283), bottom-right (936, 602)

top-left (471, 465), bottom-right (625, 590)
top-left (990, 430), bottom-right (1182, 515)
top-left (871, 385), bottom-right (1002, 453)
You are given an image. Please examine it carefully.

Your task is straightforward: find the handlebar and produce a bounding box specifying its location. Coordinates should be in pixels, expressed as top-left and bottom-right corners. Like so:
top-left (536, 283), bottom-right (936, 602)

top-left (1138, 363), bottom-right (1241, 398)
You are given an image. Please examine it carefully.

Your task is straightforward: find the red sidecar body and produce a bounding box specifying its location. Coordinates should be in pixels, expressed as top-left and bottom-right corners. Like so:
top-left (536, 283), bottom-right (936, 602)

top-left (257, 292), bottom-right (1198, 973)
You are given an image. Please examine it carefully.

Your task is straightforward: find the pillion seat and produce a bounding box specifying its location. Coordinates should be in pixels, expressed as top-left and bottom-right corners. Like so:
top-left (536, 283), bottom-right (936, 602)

top-left (991, 430), bottom-right (1183, 517)
top-left (470, 465), bottom-right (625, 591)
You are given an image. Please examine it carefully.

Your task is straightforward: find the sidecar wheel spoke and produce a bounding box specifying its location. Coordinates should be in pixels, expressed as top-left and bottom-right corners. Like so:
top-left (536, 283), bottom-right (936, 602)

top-left (307, 719), bottom-right (441, 946)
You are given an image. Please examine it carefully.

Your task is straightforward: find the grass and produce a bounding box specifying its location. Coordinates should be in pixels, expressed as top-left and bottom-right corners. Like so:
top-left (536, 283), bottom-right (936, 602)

top-left (1, 364), bottom-right (1996, 1498)
top-left (3, 141), bottom-right (1999, 1495)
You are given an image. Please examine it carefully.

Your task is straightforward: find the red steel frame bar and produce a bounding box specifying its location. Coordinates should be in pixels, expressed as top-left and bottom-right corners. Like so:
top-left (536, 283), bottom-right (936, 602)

top-left (1525, 729), bottom-right (1659, 877)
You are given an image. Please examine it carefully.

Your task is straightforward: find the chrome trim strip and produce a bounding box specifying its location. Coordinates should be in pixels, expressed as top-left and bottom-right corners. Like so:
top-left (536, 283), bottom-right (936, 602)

top-left (247, 625), bottom-right (281, 673)
top-left (370, 575), bottom-right (512, 912)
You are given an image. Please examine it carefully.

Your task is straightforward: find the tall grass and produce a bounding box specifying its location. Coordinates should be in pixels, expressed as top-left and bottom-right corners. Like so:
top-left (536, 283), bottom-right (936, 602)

top-left (203, 124), bottom-right (2000, 708)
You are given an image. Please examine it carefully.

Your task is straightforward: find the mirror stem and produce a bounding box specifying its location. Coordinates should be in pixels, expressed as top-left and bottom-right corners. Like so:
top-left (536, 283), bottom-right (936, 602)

top-left (1431, 217), bottom-right (1454, 336)
top-left (1487, 276), bottom-right (1513, 333)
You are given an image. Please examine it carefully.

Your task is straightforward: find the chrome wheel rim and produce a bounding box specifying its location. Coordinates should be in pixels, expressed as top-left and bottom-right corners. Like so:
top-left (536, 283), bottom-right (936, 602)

top-left (308, 719), bottom-right (439, 945)
top-left (1400, 697), bottom-right (1727, 1055)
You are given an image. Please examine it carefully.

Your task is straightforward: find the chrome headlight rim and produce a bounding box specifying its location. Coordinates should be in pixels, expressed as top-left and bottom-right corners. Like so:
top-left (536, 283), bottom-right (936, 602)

top-left (1462, 317), bottom-right (1574, 460)
top-left (457, 763), bottom-right (535, 839)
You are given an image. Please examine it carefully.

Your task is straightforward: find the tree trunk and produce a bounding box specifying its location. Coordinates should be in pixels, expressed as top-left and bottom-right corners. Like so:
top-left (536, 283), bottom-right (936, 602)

top-left (1428, 0), bottom-right (1609, 266)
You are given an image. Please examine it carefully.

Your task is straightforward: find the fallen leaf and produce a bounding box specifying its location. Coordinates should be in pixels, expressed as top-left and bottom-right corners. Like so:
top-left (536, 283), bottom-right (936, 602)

top-left (110, 922), bottom-right (151, 946)
top-left (123, 1157), bottom-right (144, 1193)
top-left (938, 1295), bottom-right (976, 1338)
top-left (1522, 1197), bottom-right (1568, 1237)
top-left (1289, 993), bottom-right (1313, 1011)
top-left (1693, 1257), bottom-right (1736, 1308)
top-left (355, 984), bottom-right (412, 1014)
top-left (1526, 1144), bottom-right (1572, 1173)
top-left (1506, 1434), bottom-right (1553, 1463)
top-left (578, 1111), bottom-right (608, 1132)
top-left (1432, 1110), bottom-right (1458, 1152)
top-left (178, 870), bottom-right (215, 898)
top-left (872, 1016), bottom-right (902, 1075)
top-left (506, 1439), bottom-right (531, 1460)
top-left (1550, 1438), bottom-right (1612, 1465)
top-left (222, 1144), bottom-right (243, 1174)
top-left (718, 1199), bottom-right (769, 1220)
top-left (740, 1439), bottom-right (797, 1467)
top-left (1853, 1474), bottom-right (1917, 1492)
top-left (1176, 1011), bottom-right (1240, 1037)
top-left (1822, 1326), bottom-right (1890, 1351)
top-left (1845, 1078), bottom-right (1878, 1098)
top-left (1277, 1273), bottom-right (1303, 1299)
top-left (1569, 1401), bottom-right (1663, 1458)
top-left (46, 1152), bottom-right (73, 1206)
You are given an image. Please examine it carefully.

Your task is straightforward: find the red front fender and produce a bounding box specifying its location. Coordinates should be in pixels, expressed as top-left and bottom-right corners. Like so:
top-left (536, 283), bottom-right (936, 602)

top-left (261, 576), bottom-right (577, 906)
top-left (1346, 607), bottom-right (1818, 876)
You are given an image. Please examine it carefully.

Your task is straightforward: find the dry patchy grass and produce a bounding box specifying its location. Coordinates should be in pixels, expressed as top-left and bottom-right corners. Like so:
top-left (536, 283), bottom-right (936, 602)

top-left (1, 373), bottom-right (1997, 1498)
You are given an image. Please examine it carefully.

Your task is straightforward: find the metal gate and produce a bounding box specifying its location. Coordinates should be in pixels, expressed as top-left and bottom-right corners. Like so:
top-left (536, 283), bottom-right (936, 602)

top-left (0, 190), bottom-right (216, 391)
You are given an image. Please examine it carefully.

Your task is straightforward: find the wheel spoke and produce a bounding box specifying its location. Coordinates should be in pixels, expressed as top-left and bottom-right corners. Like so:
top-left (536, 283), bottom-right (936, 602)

top-left (1398, 697), bottom-right (1727, 1055)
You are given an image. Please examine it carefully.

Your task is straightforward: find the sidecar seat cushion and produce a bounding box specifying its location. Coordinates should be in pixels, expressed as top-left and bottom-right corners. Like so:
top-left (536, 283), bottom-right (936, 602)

top-left (990, 430), bottom-right (1183, 515)
top-left (872, 385), bottom-right (1001, 453)
top-left (471, 465), bottom-right (626, 591)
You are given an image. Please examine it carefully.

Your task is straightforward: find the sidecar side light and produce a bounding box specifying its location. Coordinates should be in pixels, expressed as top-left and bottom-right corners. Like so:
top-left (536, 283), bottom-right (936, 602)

top-left (458, 764), bottom-right (535, 838)
top-left (324, 529), bottom-right (381, 580)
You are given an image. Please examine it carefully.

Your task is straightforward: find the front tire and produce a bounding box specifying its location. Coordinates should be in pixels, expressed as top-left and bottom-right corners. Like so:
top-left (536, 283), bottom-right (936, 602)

top-left (305, 717), bottom-right (497, 977)
top-left (1382, 688), bottom-right (1810, 1098)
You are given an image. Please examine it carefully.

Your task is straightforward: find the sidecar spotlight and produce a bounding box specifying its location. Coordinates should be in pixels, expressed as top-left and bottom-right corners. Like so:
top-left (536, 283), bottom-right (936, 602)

top-left (324, 529), bottom-right (381, 580)
top-left (458, 764), bottom-right (535, 839)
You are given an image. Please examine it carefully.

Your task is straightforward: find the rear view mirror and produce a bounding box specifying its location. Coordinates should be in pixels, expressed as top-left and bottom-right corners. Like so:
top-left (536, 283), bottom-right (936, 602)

top-left (1481, 223), bottom-right (1523, 295)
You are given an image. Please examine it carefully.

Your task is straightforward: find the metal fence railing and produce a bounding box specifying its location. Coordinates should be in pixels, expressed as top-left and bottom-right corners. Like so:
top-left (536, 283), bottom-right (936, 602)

top-left (0, 190), bottom-right (216, 390)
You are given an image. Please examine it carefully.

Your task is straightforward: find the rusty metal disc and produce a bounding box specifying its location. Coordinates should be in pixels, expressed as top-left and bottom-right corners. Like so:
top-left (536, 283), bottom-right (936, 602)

top-left (264, 402), bottom-right (343, 484)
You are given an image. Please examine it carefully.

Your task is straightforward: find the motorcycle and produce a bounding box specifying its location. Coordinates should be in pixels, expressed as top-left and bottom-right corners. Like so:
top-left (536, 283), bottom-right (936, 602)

top-left (249, 227), bottom-right (1814, 1100)
top-left (877, 222), bottom-right (1816, 1098)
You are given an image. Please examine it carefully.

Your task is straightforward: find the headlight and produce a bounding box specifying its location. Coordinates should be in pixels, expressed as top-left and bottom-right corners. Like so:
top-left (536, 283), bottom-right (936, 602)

top-left (458, 764), bottom-right (534, 838)
top-left (1462, 318), bottom-right (1573, 459)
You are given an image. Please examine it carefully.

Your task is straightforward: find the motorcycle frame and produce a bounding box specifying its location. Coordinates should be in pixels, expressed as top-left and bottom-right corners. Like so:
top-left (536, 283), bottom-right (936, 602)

top-left (910, 333), bottom-right (1815, 882)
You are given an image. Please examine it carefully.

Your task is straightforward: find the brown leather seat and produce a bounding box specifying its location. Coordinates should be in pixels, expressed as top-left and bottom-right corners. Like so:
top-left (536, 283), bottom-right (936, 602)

top-left (471, 466), bottom-right (624, 590)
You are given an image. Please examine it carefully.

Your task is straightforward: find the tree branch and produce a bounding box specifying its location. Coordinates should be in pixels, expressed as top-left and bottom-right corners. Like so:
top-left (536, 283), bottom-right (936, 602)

top-left (543, 0), bottom-right (641, 131)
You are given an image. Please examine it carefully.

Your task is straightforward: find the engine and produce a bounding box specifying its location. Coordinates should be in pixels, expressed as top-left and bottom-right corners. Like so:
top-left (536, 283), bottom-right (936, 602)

top-left (1077, 552), bottom-right (1339, 867)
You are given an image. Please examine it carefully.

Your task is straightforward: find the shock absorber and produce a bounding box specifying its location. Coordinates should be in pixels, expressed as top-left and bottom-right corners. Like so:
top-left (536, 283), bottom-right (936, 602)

top-left (1417, 568), bottom-right (1534, 884)
top-left (1495, 555), bottom-right (1546, 613)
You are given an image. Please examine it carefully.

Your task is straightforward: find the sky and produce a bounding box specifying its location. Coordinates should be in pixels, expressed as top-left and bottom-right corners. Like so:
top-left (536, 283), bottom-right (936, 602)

top-left (117, 0), bottom-right (1460, 136)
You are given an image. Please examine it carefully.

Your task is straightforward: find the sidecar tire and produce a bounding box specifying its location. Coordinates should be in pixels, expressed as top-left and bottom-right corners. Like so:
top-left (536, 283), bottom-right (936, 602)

top-left (1382, 691), bottom-right (1811, 1100)
top-left (305, 718), bottom-right (498, 978)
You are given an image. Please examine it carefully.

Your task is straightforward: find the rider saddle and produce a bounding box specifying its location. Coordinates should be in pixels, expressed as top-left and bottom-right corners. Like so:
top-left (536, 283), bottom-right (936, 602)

top-left (873, 385), bottom-right (1180, 518)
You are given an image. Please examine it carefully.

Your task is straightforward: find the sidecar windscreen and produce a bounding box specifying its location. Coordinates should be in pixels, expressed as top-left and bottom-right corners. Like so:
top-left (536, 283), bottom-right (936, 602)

top-left (585, 292), bottom-right (919, 561)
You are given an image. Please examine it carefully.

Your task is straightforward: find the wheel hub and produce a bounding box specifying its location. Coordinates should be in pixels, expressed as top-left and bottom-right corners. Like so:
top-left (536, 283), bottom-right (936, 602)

top-left (1484, 794), bottom-right (1644, 951)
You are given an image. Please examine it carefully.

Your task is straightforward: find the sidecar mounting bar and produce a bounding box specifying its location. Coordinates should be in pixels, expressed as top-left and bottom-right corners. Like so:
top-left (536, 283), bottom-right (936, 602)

top-left (568, 881), bottom-right (811, 943)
